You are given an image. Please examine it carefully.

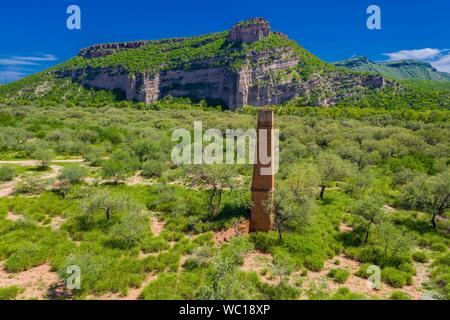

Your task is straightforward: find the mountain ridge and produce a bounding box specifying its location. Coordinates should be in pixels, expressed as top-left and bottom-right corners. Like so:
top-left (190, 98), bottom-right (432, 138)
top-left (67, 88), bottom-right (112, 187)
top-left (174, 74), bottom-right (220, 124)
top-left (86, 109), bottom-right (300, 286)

top-left (0, 18), bottom-right (391, 109)
top-left (334, 56), bottom-right (450, 82)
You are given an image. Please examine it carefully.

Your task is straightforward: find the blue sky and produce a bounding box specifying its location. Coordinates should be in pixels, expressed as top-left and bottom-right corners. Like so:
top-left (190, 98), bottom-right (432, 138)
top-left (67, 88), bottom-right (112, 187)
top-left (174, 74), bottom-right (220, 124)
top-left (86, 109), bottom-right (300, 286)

top-left (1, 0), bottom-right (449, 83)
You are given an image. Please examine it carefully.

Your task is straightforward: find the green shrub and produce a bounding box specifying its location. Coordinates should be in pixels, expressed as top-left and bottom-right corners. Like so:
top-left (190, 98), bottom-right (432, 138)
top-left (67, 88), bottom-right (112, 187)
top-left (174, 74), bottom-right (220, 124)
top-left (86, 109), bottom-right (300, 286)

top-left (141, 236), bottom-right (170, 253)
top-left (304, 255), bottom-right (324, 272)
top-left (328, 268), bottom-right (351, 283)
top-left (431, 243), bottom-right (447, 253)
top-left (412, 251), bottom-right (429, 263)
top-left (381, 267), bottom-right (409, 288)
top-left (141, 160), bottom-right (163, 178)
top-left (355, 263), bottom-right (371, 279)
top-left (389, 291), bottom-right (411, 300)
top-left (0, 166), bottom-right (15, 181)
top-left (59, 165), bottom-right (88, 184)
top-left (140, 273), bottom-right (182, 300)
top-left (331, 287), bottom-right (365, 300)
top-left (0, 286), bottom-right (23, 300)
top-left (4, 244), bottom-right (48, 272)
top-left (13, 176), bottom-right (45, 195)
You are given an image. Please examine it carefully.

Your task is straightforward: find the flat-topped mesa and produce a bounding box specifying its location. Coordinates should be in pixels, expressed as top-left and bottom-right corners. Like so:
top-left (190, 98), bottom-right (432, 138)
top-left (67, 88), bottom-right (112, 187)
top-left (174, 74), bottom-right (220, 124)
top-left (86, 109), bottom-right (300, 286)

top-left (227, 18), bottom-right (271, 43)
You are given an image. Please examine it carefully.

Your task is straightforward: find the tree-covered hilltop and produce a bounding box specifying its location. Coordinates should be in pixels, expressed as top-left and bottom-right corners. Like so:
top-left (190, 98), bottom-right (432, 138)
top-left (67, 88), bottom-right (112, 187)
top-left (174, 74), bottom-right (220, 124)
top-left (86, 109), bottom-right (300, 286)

top-left (0, 18), bottom-right (383, 109)
top-left (0, 18), bottom-right (449, 110)
top-left (334, 56), bottom-right (450, 82)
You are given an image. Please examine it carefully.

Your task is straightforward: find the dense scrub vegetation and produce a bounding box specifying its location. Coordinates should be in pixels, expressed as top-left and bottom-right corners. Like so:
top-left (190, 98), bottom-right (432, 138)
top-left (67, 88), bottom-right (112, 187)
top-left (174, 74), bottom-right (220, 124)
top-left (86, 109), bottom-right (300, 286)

top-left (0, 102), bottom-right (448, 300)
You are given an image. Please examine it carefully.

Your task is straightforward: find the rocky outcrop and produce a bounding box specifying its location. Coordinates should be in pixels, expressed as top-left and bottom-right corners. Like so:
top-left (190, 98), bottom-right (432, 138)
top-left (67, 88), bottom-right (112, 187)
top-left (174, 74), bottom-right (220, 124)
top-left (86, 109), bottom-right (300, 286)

top-left (227, 18), bottom-right (270, 43)
top-left (79, 42), bottom-right (149, 59)
top-left (57, 18), bottom-right (389, 109)
top-left (79, 38), bottom-right (189, 59)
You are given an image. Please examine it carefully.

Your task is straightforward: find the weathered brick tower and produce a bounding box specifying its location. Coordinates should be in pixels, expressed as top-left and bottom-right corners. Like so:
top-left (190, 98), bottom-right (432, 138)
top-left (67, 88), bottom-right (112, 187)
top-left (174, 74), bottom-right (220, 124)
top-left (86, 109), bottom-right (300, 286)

top-left (250, 109), bottom-right (275, 232)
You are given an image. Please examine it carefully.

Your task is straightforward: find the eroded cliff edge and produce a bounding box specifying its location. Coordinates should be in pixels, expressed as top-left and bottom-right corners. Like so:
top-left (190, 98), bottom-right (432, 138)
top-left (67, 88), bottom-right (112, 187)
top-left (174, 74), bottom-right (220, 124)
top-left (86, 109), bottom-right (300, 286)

top-left (55, 18), bottom-right (388, 109)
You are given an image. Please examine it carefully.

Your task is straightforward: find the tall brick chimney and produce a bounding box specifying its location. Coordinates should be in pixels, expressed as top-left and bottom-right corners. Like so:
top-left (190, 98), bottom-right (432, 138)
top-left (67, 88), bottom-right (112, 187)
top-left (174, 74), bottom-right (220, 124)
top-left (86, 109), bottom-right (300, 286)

top-left (250, 109), bottom-right (275, 232)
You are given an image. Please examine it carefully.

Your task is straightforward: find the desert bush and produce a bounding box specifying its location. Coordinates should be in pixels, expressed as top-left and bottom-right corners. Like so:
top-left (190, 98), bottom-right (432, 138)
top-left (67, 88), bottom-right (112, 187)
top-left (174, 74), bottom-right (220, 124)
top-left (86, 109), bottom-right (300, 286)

top-left (381, 267), bottom-right (410, 288)
top-left (141, 160), bottom-right (163, 178)
top-left (330, 287), bottom-right (365, 300)
top-left (389, 291), bottom-right (411, 300)
top-left (4, 244), bottom-right (48, 272)
top-left (141, 236), bottom-right (170, 253)
top-left (412, 251), bottom-right (429, 263)
top-left (13, 176), bottom-right (45, 195)
top-left (328, 268), bottom-right (351, 283)
top-left (0, 286), bottom-right (23, 300)
top-left (0, 166), bottom-right (15, 181)
top-left (59, 165), bottom-right (88, 184)
top-left (431, 242), bottom-right (447, 253)
top-left (58, 252), bottom-right (144, 296)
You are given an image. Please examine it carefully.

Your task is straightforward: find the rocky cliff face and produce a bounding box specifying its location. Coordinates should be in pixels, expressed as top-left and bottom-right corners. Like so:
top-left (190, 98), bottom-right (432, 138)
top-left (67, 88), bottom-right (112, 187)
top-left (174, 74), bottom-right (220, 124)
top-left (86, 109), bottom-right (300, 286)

top-left (56, 18), bottom-right (389, 109)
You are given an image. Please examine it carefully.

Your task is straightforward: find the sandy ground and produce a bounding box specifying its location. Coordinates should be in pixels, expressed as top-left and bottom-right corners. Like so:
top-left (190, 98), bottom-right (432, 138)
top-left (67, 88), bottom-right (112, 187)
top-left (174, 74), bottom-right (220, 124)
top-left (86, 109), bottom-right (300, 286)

top-left (0, 263), bottom-right (58, 300)
top-left (6, 211), bottom-right (23, 221)
top-left (150, 217), bottom-right (165, 236)
top-left (0, 159), bottom-right (84, 166)
top-left (383, 204), bottom-right (397, 213)
top-left (50, 216), bottom-right (67, 230)
top-left (240, 250), bottom-right (431, 300)
top-left (125, 171), bottom-right (155, 186)
top-left (300, 254), bottom-right (430, 300)
top-left (241, 251), bottom-right (277, 284)
top-left (0, 164), bottom-right (62, 198)
top-left (339, 223), bottom-right (353, 233)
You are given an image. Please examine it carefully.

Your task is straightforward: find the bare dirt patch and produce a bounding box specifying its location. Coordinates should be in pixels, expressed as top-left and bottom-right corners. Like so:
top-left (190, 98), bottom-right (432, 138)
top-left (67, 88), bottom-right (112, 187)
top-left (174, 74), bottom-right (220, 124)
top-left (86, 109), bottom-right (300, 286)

top-left (50, 216), bottom-right (67, 230)
top-left (241, 250), bottom-right (276, 284)
top-left (0, 263), bottom-right (58, 300)
top-left (383, 204), bottom-right (397, 213)
top-left (339, 223), bottom-right (353, 233)
top-left (300, 254), bottom-right (429, 300)
top-left (0, 159), bottom-right (84, 166)
top-left (0, 164), bottom-right (63, 198)
top-left (150, 217), bottom-right (165, 236)
top-left (6, 211), bottom-right (23, 221)
top-left (125, 171), bottom-right (154, 186)
top-left (0, 177), bottom-right (21, 197)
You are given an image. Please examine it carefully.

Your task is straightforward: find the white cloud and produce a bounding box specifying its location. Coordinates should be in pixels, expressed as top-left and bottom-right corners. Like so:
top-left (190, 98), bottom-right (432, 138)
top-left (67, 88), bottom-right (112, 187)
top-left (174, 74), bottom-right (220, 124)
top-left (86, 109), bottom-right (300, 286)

top-left (431, 54), bottom-right (450, 73)
top-left (12, 54), bottom-right (58, 62)
top-left (0, 58), bottom-right (37, 66)
top-left (384, 48), bottom-right (441, 61)
top-left (0, 71), bottom-right (27, 83)
top-left (0, 54), bottom-right (57, 66)
top-left (383, 48), bottom-right (450, 73)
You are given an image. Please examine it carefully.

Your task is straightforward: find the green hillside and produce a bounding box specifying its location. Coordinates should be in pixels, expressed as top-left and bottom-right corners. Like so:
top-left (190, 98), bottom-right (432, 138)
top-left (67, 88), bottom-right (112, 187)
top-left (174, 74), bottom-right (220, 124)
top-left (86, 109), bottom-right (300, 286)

top-left (334, 56), bottom-right (450, 82)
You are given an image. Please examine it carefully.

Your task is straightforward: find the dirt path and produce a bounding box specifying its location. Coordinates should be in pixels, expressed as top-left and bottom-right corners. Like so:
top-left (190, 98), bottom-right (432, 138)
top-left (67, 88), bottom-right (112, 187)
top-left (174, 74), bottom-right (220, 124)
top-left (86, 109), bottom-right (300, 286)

top-left (150, 217), bottom-right (165, 236)
top-left (0, 177), bottom-right (21, 197)
top-left (0, 164), bottom-right (62, 198)
top-left (0, 263), bottom-right (58, 300)
top-left (0, 159), bottom-right (84, 166)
